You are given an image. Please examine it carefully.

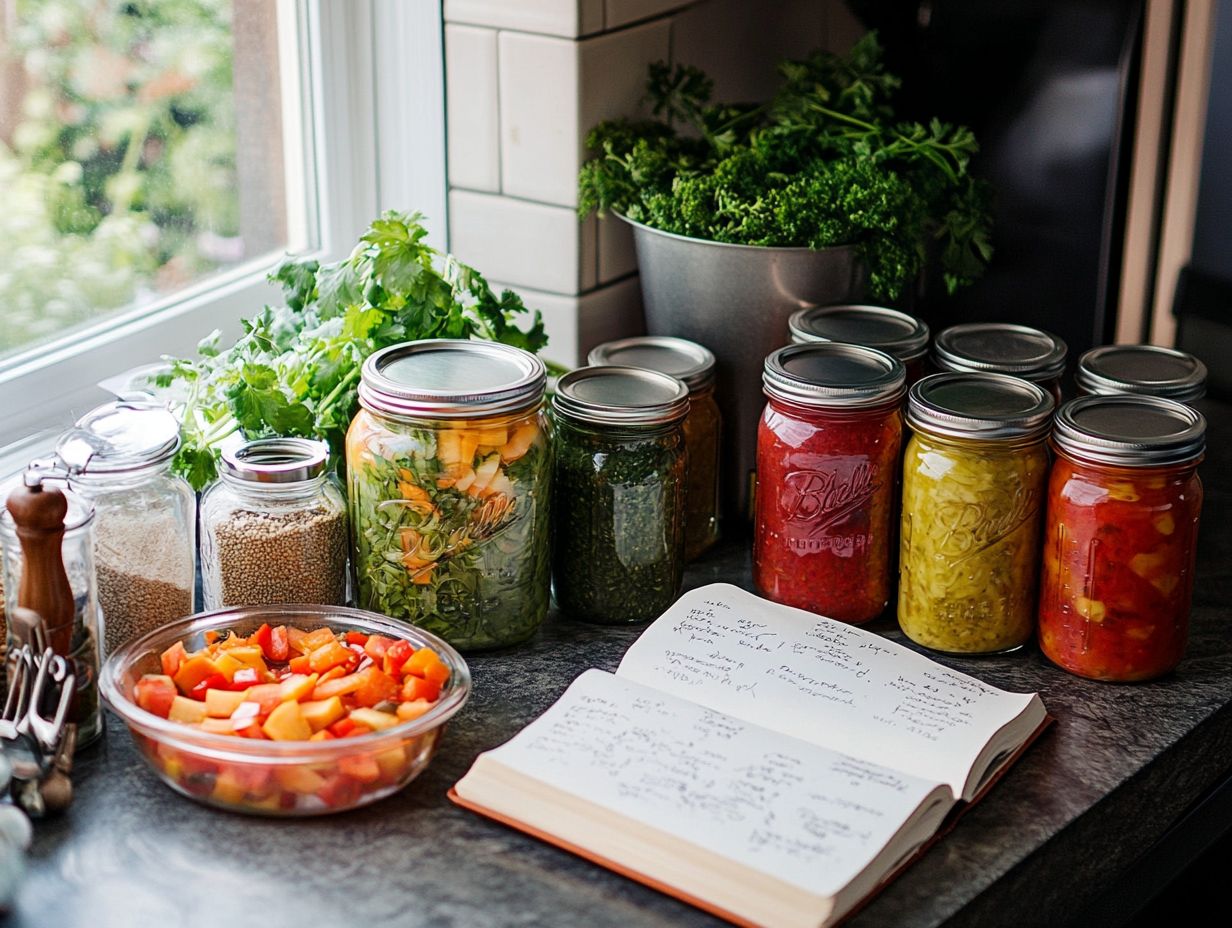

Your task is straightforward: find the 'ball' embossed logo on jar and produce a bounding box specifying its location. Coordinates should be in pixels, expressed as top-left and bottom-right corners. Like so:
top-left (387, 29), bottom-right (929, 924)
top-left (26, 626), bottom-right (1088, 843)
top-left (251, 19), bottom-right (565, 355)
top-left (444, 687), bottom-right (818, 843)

top-left (935, 487), bottom-right (1041, 561)
top-left (780, 463), bottom-right (877, 536)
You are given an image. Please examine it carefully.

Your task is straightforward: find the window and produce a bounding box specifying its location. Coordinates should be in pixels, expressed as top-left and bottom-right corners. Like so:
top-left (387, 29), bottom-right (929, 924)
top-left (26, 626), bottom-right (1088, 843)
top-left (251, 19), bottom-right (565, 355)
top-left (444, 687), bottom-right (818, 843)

top-left (0, 0), bottom-right (446, 448)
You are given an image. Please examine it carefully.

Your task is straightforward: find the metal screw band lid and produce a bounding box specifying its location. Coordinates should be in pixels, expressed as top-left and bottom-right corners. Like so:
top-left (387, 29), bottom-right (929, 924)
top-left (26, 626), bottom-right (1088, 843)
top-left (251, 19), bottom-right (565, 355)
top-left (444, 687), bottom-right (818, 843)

top-left (906, 372), bottom-right (1055, 440)
top-left (788, 305), bottom-right (930, 361)
top-left (221, 437), bottom-right (329, 484)
top-left (762, 343), bottom-right (906, 408)
top-left (553, 366), bottom-right (689, 427)
top-left (359, 340), bottom-right (546, 419)
top-left (1052, 395), bottom-right (1205, 467)
top-left (1075, 344), bottom-right (1207, 404)
top-left (56, 401), bottom-right (181, 474)
top-left (587, 336), bottom-right (716, 391)
top-left (933, 323), bottom-right (1068, 381)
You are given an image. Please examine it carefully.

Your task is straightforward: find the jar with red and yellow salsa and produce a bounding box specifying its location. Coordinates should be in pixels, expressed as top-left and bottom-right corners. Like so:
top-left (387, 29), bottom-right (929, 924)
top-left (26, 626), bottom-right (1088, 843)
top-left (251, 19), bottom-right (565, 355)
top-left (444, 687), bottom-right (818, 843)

top-left (753, 343), bottom-right (906, 623)
top-left (1039, 396), bottom-right (1206, 681)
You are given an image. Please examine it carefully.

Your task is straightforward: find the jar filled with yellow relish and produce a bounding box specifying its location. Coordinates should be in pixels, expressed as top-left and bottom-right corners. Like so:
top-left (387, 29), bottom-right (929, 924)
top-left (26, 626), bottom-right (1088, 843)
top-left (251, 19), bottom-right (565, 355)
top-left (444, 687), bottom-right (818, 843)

top-left (898, 373), bottom-right (1055, 653)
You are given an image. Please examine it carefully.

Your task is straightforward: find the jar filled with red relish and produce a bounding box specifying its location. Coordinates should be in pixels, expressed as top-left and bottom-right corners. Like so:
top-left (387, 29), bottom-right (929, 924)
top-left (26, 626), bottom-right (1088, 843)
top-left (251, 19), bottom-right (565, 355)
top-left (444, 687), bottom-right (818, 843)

top-left (932, 323), bottom-right (1068, 406)
top-left (1039, 396), bottom-right (1206, 681)
top-left (789, 305), bottom-right (931, 386)
top-left (753, 343), bottom-right (906, 623)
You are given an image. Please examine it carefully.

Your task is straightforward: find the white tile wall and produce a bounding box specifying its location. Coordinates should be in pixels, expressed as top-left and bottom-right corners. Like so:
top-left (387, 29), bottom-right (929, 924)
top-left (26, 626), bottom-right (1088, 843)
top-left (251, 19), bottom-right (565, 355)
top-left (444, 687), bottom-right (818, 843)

top-left (604, 0), bottom-right (695, 30)
top-left (449, 190), bottom-right (597, 293)
top-left (492, 276), bottom-right (645, 367)
top-left (598, 213), bottom-right (637, 282)
top-left (445, 25), bottom-right (500, 192)
top-left (444, 0), bottom-right (603, 38)
top-left (577, 18), bottom-right (671, 131)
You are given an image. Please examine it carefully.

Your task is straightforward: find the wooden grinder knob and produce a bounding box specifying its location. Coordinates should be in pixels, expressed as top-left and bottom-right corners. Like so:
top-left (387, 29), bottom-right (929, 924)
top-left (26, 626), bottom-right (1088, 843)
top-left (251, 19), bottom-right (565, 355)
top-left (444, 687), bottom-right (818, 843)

top-left (5, 483), bottom-right (74, 655)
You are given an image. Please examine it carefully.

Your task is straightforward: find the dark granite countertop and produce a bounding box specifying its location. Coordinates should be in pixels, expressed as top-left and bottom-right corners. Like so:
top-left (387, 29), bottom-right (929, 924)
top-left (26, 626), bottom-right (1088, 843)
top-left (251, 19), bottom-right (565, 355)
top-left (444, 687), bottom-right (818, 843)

top-left (12, 399), bottom-right (1232, 928)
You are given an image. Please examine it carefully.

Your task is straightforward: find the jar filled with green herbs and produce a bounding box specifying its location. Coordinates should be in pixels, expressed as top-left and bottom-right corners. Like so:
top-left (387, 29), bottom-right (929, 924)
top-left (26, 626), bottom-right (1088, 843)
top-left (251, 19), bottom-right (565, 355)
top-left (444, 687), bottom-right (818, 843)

top-left (588, 337), bottom-right (721, 560)
top-left (552, 366), bottom-right (689, 624)
top-left (348, 340), bottom-right (551, 650)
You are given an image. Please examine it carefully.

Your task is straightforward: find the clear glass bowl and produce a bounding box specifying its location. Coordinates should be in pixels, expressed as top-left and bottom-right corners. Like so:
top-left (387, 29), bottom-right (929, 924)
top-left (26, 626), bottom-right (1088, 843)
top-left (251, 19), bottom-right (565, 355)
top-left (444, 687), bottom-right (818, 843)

top-left (100, 604), bottom-right (471, 816)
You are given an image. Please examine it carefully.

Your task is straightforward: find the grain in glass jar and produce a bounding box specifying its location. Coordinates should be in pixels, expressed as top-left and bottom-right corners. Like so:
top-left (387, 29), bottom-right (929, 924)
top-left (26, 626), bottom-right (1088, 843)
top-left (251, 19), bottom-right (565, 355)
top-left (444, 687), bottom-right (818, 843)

top-left (1075, 344), bottom-right (1207, 404)
top-left (58, 402), bottom-right (195, 655)
top-left (753, 343), bottom-right (906, 623)
top-left (789, 305), bottom-right (930, 385)
top-left (348, 340), bottom-right (551, 650)
top-left (201, 438), bottom-right (348, 610)
top-left (932, 323), bottom-right (1067, 405)
top-left (898, 373), bottom-right (1055, 653)
top-left (1039, 396), bottom-right (1204, 681)
top-left (588, 336), bottom-right (721, 559)
top-left (552, 366), bottom-right (689, 624)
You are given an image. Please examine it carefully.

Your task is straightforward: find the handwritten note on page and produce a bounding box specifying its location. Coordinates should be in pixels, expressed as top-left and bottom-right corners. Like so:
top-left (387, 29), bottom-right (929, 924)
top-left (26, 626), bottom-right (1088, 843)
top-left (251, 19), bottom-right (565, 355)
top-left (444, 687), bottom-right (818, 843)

top-left (616, 584), bottom-right (1039, 797)
top-left (482, 669), bottom-right (949, 899)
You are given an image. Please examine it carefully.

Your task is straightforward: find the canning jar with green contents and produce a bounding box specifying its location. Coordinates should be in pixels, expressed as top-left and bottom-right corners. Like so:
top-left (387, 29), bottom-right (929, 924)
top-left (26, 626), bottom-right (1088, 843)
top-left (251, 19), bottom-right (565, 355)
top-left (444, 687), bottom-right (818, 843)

top-left (552, 366), bottom-right (689, 624)
top-left (348, 340), bottom-right (552, 650)
top-left (588, 337), bottom-right (721, 559)
top-left (898, 373), bottom-right (1055, 654)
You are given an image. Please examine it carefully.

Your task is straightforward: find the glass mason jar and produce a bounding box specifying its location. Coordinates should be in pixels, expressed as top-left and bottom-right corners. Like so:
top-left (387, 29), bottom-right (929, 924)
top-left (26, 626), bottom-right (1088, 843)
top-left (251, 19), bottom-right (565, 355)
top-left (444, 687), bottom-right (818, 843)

top-left (588, 336), bottom-right (721, 560)
top-left (899, 373), bottom-right (1055, 654)
top-left (58, 402), bottom-right (195, 656)
top-left (1, 487), bottom-right (103, 747)
top-left (552, 366), bottom-right (689, 625)
top-left (789, 305), bottom-right (931, 386)
top-left (753, 344), bottom-right (906, 623)
top-left (201, 438), bottom-right (348, 610)
top-left (1075, 344), bottom-right (1207, 405)
top-left (348, 340), bottom-right (551, 650)
top-left (1039, 396), bottom-right (1205, 681)
top-left (932, 323), bottom-right (1068, 406)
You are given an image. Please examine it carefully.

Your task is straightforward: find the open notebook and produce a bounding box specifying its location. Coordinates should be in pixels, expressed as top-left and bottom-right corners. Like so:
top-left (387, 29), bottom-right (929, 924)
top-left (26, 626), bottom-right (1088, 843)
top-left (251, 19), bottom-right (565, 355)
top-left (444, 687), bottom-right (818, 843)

top-left (452, 584), bottom-right (1049, 928)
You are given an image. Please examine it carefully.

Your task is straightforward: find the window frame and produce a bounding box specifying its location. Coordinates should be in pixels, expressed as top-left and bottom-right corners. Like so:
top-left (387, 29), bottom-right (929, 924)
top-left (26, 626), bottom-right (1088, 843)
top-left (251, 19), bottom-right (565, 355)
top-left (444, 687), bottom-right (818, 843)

top-left (0, 0), bottom-right (447, 448)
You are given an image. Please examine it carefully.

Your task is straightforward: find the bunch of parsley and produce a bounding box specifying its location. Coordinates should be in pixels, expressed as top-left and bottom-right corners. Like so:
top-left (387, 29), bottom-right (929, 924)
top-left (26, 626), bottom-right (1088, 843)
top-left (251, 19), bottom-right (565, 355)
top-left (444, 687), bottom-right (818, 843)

top-left (160, 211), bottom-right (548, 488)
top-left (578, 34), bottom-right (993, 300)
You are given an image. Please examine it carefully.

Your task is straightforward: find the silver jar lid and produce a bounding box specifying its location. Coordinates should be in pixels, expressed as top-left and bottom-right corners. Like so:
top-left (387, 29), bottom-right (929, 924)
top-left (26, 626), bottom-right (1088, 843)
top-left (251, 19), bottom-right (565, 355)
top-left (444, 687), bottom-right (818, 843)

top-left (587, 336), bottom-right (716, 391)
top-left (553, 366), bottom-right (689, 427)
top-left (762, 343), bottom-right (906, 408)
top-left (933, 323), bottom-right (1068, 381)
top-left (788, 305), bottom-right (930, 361)
top-left (56, 401), bottom-right (181, 474)
top-left (907, 372), bottom-right (1055, 440)
top-left (1075, 344), bottom-right (1207, 403)
top-left (221, 437), bottom-right (329, 484)
top-left (359, 340), bottom-right (546, 419)
top-left (1052, 395), bottom-right (1205, 467)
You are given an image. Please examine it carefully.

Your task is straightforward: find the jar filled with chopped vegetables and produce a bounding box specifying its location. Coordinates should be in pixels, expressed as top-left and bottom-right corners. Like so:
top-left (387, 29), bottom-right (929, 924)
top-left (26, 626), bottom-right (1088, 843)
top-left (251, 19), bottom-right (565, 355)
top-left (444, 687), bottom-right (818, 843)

top-left (932, 323), bottom-right (1067, 406)
top-left (1039, 396), bottom-right (1205, 681)
top-left (552, 366), bottom-right (689, 624)
top-left (588, 337), bottom-right (721, 559)
top-left (899, 373), bottom-right (1054, 654)
top-left (348, 341), bottom-right (551, 650)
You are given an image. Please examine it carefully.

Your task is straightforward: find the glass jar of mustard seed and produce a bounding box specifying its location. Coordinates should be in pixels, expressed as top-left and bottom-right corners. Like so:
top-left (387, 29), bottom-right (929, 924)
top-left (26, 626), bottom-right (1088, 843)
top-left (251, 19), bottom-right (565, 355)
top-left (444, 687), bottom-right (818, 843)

top-left (932, 323), bottom-right (1068, 406)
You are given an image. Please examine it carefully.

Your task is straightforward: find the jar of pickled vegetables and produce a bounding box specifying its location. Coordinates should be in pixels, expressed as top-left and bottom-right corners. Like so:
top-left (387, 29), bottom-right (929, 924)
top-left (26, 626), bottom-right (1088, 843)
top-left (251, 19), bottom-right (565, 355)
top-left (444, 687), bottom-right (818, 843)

top-left (1075, 344), bottom-right (1207, 405)
top-left (1039, 396), bottom-right (1205, 681)
top-left (552, 366), bottom-right (689, 625)
top-left (588, 336), bottom-right (721, 560)
top-left (898, 373), bottom-right (1055, 653)
top-left (348, 340), bottom-right (552, 650)
top-left (753, 344), bottom-right (906, 623)
top-left (789, 305), bottom-right (931, 386)
top-left (932, 323), bottom-right (1068, 405)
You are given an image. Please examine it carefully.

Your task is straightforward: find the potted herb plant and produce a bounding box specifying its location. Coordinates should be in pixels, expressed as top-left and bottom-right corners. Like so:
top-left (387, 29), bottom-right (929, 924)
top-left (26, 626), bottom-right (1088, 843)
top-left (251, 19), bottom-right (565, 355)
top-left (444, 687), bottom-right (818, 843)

top-left (578, 34), bottom-right (993, 517)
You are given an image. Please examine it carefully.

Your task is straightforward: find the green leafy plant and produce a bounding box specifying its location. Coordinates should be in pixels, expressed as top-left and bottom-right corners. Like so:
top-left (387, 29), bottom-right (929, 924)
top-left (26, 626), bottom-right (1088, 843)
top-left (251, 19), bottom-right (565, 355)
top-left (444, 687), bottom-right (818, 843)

top-left (578, 34), bottom-right (993, 300)
top-left (160, 211), bottom-right (550, 488)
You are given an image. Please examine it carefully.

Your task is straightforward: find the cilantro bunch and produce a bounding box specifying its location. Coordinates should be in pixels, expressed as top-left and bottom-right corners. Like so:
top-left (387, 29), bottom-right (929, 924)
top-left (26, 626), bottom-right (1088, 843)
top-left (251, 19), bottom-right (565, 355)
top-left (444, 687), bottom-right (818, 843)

top-left (578, 34), bottom-right (993, 300)
top-left (160, 211), bottom-right (549, 488)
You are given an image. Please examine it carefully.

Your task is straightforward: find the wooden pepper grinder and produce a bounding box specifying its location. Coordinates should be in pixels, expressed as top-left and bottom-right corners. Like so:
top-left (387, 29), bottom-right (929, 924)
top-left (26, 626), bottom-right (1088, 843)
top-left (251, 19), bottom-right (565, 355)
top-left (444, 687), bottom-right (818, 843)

top-left (5, 480), bottom-right (74, 656)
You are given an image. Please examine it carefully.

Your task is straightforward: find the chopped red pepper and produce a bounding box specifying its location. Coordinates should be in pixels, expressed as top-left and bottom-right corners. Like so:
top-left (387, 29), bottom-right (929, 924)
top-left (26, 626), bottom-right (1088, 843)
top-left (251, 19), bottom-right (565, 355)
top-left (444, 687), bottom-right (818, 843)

top-left (383, 640), bottom-right (413, 675)
top-left (189, 673), bottom-right (229, 701)
top-left (345, 630), bottom-right (369, 647)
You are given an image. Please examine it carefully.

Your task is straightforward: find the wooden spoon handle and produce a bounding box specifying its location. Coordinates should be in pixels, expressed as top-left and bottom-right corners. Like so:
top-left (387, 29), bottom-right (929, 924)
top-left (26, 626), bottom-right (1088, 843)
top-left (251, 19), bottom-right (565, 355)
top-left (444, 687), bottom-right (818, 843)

top-left (5, 484), bottom-right (74, 655)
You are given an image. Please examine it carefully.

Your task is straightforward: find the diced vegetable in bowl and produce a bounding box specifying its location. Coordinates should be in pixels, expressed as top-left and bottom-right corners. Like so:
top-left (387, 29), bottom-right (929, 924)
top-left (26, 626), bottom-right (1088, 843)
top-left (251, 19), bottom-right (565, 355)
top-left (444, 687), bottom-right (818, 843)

top-left (101, 605), bottom-right (470, 816)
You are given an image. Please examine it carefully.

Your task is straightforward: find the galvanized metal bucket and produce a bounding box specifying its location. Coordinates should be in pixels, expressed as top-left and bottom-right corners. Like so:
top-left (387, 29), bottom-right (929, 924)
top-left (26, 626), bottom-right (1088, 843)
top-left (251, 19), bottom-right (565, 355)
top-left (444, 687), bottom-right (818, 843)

top-left (626, 216), bottom-right (866, 522)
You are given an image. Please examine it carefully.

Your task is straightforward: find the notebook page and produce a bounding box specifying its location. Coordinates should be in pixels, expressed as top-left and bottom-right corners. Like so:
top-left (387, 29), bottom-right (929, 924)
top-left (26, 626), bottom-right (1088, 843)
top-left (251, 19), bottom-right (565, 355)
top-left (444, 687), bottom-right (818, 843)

top-left (616, 584), bottom-right (1038, 796)
top-left (476, 668), bottom-right (948, 899)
